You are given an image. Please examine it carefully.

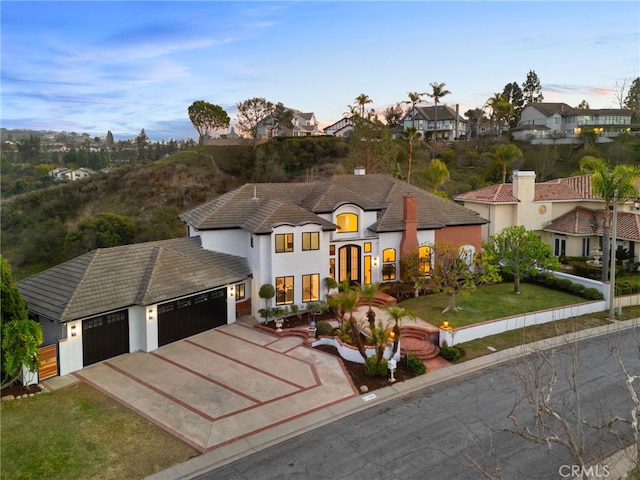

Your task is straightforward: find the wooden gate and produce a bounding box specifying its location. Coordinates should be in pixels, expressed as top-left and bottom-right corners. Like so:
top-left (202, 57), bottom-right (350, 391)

top-left (38, 345), bottom-right (57, 381)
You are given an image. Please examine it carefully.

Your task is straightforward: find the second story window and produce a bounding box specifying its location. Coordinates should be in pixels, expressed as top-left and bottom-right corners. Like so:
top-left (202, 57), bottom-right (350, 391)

top-left (275, 233), bottom-right (293, 253)
top-left (336, 213), bottom-right (358, 233)
top-left (302, 232), bottom-right (320, 251)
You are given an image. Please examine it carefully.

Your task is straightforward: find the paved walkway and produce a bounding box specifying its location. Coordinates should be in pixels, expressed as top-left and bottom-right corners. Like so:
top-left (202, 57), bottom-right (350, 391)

top-left (71, 323), bottom-right (357, 452)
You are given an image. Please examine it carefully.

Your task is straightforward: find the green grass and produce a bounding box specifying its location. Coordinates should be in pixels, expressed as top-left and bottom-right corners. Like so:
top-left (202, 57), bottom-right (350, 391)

top-left (400, 282), bottom-right (586, 328)
top-left (0, 383), bottom-right (198, 480)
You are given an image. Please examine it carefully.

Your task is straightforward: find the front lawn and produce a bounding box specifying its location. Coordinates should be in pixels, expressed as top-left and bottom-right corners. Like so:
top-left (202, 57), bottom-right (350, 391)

top-left (0, 383), bottom-right (198, 480)
top-left (400, 282), bottom-right (588, 328)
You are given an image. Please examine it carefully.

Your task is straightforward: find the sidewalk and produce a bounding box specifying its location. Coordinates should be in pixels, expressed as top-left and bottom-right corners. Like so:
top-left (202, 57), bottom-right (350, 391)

top-left (146, 317), bottom-right (639, 480)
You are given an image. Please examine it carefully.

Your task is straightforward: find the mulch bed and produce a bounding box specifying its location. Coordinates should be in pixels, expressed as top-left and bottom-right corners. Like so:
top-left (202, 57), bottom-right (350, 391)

top-left (1, 382), bottom-right (42, 398)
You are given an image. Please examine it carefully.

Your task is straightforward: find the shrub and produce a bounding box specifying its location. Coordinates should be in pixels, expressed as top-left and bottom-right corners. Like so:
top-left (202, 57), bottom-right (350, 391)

top-left (569, 283), bottom-right (585, 294)
top-left (440, 343), bottom-right (461, 362)
top-left (616, 282), bottom-right (633, 295)
top-left (405, 354), bottom-right (426, 376)
top-left (583, 288), bottom-right (603, 300)
top-left (315, 320), bottom-right (333, 336)
top-left (364, 356), bottom-right (388, 377)
top-left (556, 279), bottom-right (573, 290)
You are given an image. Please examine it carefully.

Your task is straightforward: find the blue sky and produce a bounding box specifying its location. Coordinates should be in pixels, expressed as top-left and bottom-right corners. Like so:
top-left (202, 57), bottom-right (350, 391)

top-left (1, 1), bottom-right (638, 141)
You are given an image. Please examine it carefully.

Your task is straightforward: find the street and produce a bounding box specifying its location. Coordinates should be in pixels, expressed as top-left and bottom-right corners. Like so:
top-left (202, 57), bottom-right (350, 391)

top-left (199, 328), bottom-right (639, 480)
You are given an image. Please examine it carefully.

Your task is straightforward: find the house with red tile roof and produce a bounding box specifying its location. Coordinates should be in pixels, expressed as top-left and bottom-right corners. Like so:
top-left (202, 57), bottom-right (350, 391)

top-left (455, 170), bottom-right (640, 260)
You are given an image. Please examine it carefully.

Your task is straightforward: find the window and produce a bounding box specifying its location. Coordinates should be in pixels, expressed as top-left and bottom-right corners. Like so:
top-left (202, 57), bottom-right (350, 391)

top-left (329, 258), bottom-right (335, 279)
top-left (275, 276), bottom-right (294, 305)
top-left (554, 237), bottom-right (566, 257)
top-left (418, 245), bottom-right (432, 276)
top-left (382, 248), bottom-right (396, 281)
top-left (364, 242), bottom-right (372, 253)
top-left (459, 245), bottom-right (475, 266)
top-left (236, 283), bottom-right (245, 300)
top-left (329, 245), bottom-right (335, 256)
top-left (302, 232), bottom-right (320, 251)
top-left (364, 256), bottom-right (372, 285)
top-left (275, 233), bottom-right (293, 253)
top-left (582, 238), bottom-right (591, 257)
top-left (302, 274), bottom-right (319, 302)
top-left (336, 213), bottom-right (358, 233)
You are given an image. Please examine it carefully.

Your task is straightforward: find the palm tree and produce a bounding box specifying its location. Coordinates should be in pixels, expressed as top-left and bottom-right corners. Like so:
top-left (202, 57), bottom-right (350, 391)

top-left (401, 127), bottom-right (423, 184)
top-left (426, 82), bottom-right (451, 140)
top-left (359, 283), bottom-right (383, 329)
top-left (383, 306), bottom-right (416, 356)
top-left (580, 156), bottom-right (640, 282)
top-left (403, 91), bottom-right (425, 129)
top-left (487, 143), bottom-right (523, 183)
top-left (354, 93), bottom-right (373, 118)
top-left (485, 93), bottom-right (512, 135)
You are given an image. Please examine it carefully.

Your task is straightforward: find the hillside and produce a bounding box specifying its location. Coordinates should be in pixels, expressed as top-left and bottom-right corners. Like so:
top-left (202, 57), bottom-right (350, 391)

top-left (2, 135), bottom-right (638, 281)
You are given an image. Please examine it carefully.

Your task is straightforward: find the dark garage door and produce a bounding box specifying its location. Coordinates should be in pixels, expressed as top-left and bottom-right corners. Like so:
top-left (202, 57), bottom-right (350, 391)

top-left (83, 310), bottom-right (130, 367)
top-left (158, 289), bottom-right (227, 346)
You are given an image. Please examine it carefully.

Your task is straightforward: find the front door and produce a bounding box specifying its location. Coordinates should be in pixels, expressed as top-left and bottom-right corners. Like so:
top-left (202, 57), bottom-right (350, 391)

top-left (338, 245), bottom-right (361, 284)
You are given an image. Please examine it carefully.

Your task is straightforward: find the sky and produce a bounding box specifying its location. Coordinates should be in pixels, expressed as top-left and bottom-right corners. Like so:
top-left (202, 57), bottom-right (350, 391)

top-left (1, 1), bottom-right (639, 141)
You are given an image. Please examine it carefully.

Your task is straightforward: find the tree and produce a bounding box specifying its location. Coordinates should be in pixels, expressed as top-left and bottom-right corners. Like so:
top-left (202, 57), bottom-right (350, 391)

top-left (484, 143), bottom-right (523, 183)
top-left (236, 97), bottom-right (275, 141)
top-left (268, 102), bottom-right (294, 137)
top-left (502, 82), bottom-right (524, 126)
top-left (383, 306), bottom-right (415, 357)
top-left (136, 129), bottom-right (149, 162)
top-left (483, 225), bottom-right (560, 294)
top-left (421, 158), bottom-right (450, 192)
top-left (65, 212), bottom-right (136, 254)
top-left (359, 283), bottom-right (383, 330)
top-left (485, 93), bottom-right (513, 135)
top-left (1, 256), bottom-right (43, 388)
top-left (624, 77), bottom-right (640, 122)
top-left (426, 82), bottom-right (451, 140)
top-left (403, 91), bottom-right (425, 129)
top-left (187, 100), bottom-right (231, 145)
top-left (464, 108), bottom-right (486, 138)
top-left (353, 93), bottom-right (373, 118)
top-left (522, 70), bottom-right (544, 104)
top-left (579, 156), bottom-right (640, 282)
top-left (258, 283), bottom-right (275, 323)
top-left (106, 130), bottom-right (114, 163)
top-left (383, 103), bottom-right (404, 128)
top-left (401, 126), bottom-right (422, 184)
top-left (577, 99), bottom-right (590, 109)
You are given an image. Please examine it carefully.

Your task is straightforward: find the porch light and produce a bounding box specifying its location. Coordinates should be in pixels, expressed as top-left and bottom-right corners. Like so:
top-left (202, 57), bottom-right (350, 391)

top-left (148, 309), bottom-right (153, 321)
top-left (441, 320), bottom-right (452, 330)
top-left (372, 257), bottom-right (379, 267)
top-left (229, 286), bottom-right (235, 297)
top-left (71, 325), bottom-right (77, 337)
top-left (387, 331), bottom-right (395, 343)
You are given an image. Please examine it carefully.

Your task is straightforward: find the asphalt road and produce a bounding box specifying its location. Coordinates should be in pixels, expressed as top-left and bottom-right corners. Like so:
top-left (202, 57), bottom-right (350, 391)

top-left (198, 328), bottom-right (639, 480)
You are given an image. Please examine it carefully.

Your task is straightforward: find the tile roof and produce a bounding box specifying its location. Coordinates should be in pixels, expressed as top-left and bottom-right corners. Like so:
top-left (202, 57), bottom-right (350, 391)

top-left (17, 237), bottom-right (250, 323)
top-left (543, 207), bottom-right (640, 241)
top-left (454, 174), bottom-right (600, 204)
top-left (180, 174), bottom-right (487, 234)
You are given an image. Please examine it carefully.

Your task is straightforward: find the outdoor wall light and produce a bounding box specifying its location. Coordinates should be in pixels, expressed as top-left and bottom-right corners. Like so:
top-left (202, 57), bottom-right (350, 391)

top-left (372, 257), bottom-right (379, 267)
top-left (229, 286), bottom-right (235, 297)
top-left (71, 325), bottom-right (77, 337)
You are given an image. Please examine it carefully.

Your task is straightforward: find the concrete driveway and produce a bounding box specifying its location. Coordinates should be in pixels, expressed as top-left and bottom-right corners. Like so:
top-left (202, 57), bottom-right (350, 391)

top-left (74, 323), bottom-right (357, 452)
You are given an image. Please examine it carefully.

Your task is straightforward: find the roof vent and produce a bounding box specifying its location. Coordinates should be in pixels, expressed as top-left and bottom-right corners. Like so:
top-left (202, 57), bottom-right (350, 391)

top-left (252, 185), bottom-right (258, 200)
top-left (354, 167), bottom-right (365, 176)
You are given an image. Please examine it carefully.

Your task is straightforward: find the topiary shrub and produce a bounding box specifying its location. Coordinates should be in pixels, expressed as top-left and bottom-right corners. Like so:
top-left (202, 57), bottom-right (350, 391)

top-left (569, 283), bottom-right (585, 295)
top-left (405, 354), bottom-right (426, 376)
top-left (583, 288), bottom-right (603, 300)
top-left (315, 320), bottom-right (333, 336)
top-left (439, 342), bottom-right (461, 362)
top-left (364, 356), bottom-right (388, 377)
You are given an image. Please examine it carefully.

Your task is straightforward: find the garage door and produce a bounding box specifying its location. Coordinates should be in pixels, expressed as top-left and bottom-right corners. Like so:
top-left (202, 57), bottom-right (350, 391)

top-left (82, 310), bottom-right (130, 367)
top-left (158, 289), bottom-right (227, 346)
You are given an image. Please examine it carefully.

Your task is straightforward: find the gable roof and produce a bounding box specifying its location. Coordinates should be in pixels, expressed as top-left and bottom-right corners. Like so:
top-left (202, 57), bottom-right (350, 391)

top-left (17, 237), bottom-right (250, 323)
top-left (180, 174), bottom-right (487, 234)
top-left (523, 102), bottom-right (632, 118)
top-left (544, 206), bottom-right (640, 241)
top-left (412, 105), bottom-right (463, 122)
top-left (454, 174), bottom-right (600, 204)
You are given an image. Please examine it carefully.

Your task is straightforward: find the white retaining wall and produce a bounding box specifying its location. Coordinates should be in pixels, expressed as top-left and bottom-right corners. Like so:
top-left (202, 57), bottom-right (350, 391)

top-left (312, 336), bottom-right (400, 364)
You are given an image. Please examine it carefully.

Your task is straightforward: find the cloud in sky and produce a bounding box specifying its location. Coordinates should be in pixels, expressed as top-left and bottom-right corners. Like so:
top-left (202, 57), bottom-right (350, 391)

top-left (1, 1), bottom-right (638, 141)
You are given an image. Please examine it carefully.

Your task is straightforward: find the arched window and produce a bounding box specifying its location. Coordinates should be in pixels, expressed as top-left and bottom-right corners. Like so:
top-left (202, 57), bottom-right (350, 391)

top-left (336, 213), bottom-right (358, 233)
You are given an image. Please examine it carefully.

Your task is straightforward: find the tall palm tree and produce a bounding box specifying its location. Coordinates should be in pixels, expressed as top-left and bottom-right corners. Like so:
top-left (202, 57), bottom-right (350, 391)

top-left (360, 283), bottom-right (383, 329)
top-left (354, 93), bottom-right (373, 118)
top-left (383, 306), bottom-right (416, 356)
top-left (580, 156), bottom-right (640, 282)
top-left (485, 93), bottom-right (512, 135)
top-left (426, 82), bottom-right (451, 140)
top-left (488, 143), bottom-right (523, 183)
top-left (403, 91), bottom-right (425, 129)
top-left (401, 126), bottom-right (422, 184)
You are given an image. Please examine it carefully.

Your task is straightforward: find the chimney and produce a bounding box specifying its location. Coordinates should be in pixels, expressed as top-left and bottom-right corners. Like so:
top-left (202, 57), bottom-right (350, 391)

top-left (354, 167), bottom-right (366, 176)
top-left (400, 195), bottom-right (419, 258)
top-left (512, 170), bottom-right (536, 201)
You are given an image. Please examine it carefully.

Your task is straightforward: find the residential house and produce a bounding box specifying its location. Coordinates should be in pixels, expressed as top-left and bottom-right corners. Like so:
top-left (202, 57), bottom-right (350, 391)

top-left (454, 170), bottom-right (640, 260)
top-left (323, 117), bottom-right (355, 138)
top-left (256, 109), bottom-right (320, 138)
top-left (50, 167), bottom-right (96, 181)
top-left (402, 104), bottom-right (467, 141)
top-left (18, 170), bottom-right (487, 377)
top-left (512, 103), bottom-right (633, 143)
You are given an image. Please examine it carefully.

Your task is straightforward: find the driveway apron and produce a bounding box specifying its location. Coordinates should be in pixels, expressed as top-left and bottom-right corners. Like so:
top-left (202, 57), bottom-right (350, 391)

top-left (75, 323), bottom-right (358, 452)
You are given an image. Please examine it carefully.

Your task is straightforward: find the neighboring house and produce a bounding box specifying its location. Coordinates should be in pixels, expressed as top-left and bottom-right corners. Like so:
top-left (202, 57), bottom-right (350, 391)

top-left (18, 237), bottom-right (251, 376)
top-left (454, 170), bottom-right (640, 260)
top-left (256, 109), bottom-right (320, 138)
top-left (50, 167), bottom-right (96, 181)
top-left (512, 103), bottom-right (633, 143)
top-left (18, 170), bottom-right (487, 377)
top-left (323, 117), bottom-right (355, 138)
top-left (401, 104), bottom-right (467, 141)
